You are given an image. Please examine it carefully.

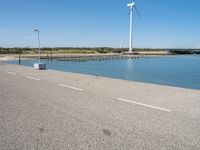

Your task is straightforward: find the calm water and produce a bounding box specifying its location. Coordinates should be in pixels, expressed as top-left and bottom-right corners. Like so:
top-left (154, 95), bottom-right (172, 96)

top-left (9, 55), bottom-right (200, 90)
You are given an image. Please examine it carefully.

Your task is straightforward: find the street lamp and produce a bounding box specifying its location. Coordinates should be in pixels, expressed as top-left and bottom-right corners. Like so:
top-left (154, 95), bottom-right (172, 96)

top-left (34, 29), bottom-right (41, 62)
top-left (33, 29), bottom-right (46, 70)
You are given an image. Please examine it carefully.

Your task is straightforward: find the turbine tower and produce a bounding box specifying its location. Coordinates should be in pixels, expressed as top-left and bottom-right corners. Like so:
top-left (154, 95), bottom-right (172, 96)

top-left (127, 0), bottom-right (135, 53)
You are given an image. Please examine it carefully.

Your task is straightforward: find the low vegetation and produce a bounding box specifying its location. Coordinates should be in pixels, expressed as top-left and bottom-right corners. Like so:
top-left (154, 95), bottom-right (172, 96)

top-left (0, 47), bottom-right (167, 54)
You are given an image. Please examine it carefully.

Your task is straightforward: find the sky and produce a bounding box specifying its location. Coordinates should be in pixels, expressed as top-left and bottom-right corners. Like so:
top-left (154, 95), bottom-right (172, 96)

top-left (0, 0), bottom-right (200, 48)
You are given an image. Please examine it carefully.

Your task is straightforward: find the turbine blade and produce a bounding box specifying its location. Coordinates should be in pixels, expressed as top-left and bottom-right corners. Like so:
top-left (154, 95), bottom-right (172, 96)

top-left (134, 6), bottom-right (141, 20)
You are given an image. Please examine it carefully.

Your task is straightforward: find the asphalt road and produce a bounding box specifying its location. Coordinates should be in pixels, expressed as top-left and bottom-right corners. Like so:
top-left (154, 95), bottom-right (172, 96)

top-left (0, 63), bottom-right (200, 150)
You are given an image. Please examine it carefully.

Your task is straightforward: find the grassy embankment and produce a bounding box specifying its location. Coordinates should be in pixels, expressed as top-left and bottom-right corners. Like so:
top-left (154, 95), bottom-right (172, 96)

top-left (0, 47), bottom-right (168, 54)
top-left (0, 47), bottom-right (173, 61)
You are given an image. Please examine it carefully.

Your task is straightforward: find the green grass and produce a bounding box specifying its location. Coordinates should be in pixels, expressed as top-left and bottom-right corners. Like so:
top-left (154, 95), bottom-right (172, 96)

top-left (0, 47), bottom-right (167, 54)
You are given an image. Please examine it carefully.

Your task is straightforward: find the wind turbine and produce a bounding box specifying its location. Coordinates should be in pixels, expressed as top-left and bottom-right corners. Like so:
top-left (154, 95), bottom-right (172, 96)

top-left (127, 0), bottom-right (140, 53)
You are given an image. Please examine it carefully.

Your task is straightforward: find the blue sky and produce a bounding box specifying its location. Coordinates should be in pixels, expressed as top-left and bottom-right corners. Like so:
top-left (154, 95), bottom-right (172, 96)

top-left (0, 0), bottom-right (200, 48)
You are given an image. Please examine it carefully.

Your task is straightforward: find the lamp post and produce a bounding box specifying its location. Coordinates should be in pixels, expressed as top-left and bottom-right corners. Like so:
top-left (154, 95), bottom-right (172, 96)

top-left (34, 29), bottom-right (41, 62)
top-left (33, 29), bottom-right (46, 70)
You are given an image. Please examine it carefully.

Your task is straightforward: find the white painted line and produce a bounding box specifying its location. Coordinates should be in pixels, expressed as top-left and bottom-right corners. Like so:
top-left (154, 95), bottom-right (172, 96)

top-left (58, 84), bottom-right (83, 92)
top-left (117, 98), bottom-right (172, 112)
top-left (7, 72), bottom-right (16, 75)
top-left (25, 76), bottom-right (40, 81)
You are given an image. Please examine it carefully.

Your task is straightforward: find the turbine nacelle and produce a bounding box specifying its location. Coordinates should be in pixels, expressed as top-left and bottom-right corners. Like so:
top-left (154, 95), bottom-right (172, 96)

top-left (127, 2), bottom-right (135, 8)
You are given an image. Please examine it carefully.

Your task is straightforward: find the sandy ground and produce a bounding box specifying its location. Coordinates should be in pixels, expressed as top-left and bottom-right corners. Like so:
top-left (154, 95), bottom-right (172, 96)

top-left (0, 55), bottom-right (16, 61)
top-left (137, 51), bottom-right (172, 55)
top-left (0, 53), bottom-right (120, 60)
top-left (0, 51), bottom-right (172, 61)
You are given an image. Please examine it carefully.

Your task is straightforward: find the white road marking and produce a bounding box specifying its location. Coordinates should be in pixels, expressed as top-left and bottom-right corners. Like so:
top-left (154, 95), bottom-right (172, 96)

top-left (117, 98), bottom-right (172, 112)
top-left (25, 76), bottom-right (40, 81)
top-left (58, 84), bottom-right (83, 92)
top-left (7, 71), bottom-right (16, 75)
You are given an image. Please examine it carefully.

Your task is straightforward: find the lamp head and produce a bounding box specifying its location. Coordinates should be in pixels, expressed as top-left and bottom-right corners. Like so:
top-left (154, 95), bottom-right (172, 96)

top-left (34, 29), bottom-right (39, 32)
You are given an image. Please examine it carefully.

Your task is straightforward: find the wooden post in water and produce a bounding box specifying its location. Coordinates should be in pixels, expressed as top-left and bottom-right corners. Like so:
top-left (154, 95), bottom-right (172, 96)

top-left (47, 51), bottom-right (49, 61)
top-left (18, 49), bottom-right (21, 64)
top-left (50, 52), bottom-right (53, 61)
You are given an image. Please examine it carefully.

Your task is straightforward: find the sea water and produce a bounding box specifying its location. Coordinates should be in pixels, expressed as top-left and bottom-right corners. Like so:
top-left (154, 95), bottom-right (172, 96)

top-left (9, 55), bottom-right (200, 90)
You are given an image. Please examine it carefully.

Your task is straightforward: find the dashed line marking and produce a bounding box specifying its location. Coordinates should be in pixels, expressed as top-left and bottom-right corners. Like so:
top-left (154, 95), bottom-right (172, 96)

top-left (58, 84), bottom-right (83, 92)
top-left (117, 98), bottom-right (172, 112)
top-left (7, 72), bottom-right (16, 75)
top-left (25, 76), bottom-right (40, 81)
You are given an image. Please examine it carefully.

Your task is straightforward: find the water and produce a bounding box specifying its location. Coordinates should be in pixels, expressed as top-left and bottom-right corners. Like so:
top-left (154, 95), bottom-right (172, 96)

top-left (9, 55), bottom-right (200, 90)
